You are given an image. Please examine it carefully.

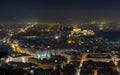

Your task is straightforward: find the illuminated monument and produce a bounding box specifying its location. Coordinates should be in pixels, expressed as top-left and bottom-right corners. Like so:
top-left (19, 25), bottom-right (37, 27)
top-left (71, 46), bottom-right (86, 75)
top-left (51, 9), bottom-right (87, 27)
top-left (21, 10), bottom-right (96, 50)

top-left (67, 26), bottom-right (95, 44)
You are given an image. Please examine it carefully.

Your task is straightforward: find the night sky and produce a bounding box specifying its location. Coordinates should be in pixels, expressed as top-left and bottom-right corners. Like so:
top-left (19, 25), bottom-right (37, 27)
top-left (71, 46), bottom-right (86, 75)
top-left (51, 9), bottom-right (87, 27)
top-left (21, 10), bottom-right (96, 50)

top-left (0, 0), bottom-right (120, 21)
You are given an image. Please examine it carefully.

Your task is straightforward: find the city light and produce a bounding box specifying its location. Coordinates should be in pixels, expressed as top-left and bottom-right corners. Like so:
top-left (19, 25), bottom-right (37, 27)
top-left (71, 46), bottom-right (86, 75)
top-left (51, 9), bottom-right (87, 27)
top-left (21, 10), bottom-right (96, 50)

top-left (0, 0), bottom-right (120, 74)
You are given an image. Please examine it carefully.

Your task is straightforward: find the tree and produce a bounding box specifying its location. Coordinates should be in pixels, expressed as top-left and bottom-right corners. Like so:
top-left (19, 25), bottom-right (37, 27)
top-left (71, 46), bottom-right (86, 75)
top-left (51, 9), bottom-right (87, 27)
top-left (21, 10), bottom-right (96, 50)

top-left (0, 51), bottom-right (8, 59)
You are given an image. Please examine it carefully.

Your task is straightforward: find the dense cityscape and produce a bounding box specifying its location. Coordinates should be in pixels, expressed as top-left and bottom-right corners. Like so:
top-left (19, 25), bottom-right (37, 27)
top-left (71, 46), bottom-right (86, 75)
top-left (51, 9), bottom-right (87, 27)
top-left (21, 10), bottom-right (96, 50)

top-left (0, 20), bottom-right (120, 75)
top-left (0, 0), bottom-right (120, 75)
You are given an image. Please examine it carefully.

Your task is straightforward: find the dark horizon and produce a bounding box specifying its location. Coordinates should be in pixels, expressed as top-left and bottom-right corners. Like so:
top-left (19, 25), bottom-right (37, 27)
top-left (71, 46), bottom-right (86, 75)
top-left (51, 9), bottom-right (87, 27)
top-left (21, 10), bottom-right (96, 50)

top-left (0, 0), bottom-right (120, 22)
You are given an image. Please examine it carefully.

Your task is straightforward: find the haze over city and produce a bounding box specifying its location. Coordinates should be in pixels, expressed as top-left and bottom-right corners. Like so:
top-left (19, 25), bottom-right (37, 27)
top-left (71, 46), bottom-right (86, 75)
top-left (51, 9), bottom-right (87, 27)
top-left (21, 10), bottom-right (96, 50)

top-left (0, 0), bottom-right (120, 22)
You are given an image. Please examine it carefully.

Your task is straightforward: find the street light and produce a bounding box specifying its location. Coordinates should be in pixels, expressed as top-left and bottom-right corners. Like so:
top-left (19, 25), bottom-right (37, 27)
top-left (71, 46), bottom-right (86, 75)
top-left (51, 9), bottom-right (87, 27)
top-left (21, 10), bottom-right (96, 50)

top-left (55, 35), bottom-right (59, 40)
